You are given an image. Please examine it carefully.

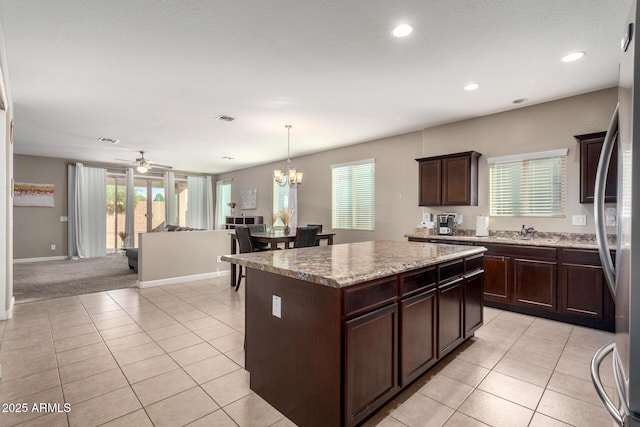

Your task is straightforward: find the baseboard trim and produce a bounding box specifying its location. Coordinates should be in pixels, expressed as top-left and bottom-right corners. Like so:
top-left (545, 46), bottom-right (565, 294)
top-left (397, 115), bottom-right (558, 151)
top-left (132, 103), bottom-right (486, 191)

top-left (13, 256), bottom-right (68, 264)
top-left (137, 270), bottom-right (230, 288)
top-left (0, 296), bottom-right (14, 321)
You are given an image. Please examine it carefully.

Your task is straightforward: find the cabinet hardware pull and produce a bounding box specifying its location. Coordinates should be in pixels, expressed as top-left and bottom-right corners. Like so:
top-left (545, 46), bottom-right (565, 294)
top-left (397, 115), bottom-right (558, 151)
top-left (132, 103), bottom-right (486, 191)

top-left (464, 269), bottom-right (484, 279)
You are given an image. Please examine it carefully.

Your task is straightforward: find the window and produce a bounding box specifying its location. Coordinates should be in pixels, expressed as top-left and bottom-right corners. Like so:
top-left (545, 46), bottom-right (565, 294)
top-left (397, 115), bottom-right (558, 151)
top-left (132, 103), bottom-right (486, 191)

top-left (331, 159), bottom-right (375, 230)
top-left (215, 180), bottom-right (231, 229)
top-left (488, 149), bottom-right (567, 217)
top-left (273, 181), bottom-right (290, 223)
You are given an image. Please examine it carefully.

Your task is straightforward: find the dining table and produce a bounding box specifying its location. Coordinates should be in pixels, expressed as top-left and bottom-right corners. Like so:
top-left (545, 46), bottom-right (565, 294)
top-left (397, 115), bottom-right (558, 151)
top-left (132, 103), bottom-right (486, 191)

top-left (228, 230), bottom-right (336, 287)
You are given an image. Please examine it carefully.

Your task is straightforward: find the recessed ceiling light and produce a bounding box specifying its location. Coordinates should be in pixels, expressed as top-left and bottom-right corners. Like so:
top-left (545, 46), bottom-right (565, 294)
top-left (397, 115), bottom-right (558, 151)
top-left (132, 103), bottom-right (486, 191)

top-left (512, 98), bottom-right (528, 104)
top-left (464, 83), bottom-right (479, 91)
top-left (392, 24), bottom-right (413, 38)
top-left (97, 137), bottom-right (119, 144)
top-left (216, 114), bottom-right (235, 122)
top-left (562, 51), bottom-right (585, 62)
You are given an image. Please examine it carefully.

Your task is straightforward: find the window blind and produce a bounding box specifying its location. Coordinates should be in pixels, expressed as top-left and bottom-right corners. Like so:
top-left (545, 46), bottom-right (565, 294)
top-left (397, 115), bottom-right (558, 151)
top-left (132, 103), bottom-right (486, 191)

top-left (489, 150), bottom-right (567, 217)
top-left (331, 159), bottom-right (375, 230)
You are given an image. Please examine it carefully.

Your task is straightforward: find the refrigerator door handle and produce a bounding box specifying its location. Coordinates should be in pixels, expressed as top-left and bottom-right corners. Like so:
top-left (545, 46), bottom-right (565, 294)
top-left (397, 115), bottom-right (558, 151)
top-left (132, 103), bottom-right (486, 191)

top-left (594, 103), bottom-right (618, 297)
top-left (591, 342), bottom-right (624, 426)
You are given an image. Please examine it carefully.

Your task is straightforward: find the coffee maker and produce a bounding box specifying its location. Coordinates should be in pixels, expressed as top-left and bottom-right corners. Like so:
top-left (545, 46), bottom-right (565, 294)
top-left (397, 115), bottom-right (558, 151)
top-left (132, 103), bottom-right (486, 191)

top-left (437, 214), bottom-right (456, 235)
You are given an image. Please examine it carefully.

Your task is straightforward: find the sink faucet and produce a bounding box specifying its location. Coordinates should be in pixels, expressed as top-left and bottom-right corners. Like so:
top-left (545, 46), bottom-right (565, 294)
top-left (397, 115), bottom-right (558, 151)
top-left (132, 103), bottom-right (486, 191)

top-left (521, 225), bottom-right (537, 238)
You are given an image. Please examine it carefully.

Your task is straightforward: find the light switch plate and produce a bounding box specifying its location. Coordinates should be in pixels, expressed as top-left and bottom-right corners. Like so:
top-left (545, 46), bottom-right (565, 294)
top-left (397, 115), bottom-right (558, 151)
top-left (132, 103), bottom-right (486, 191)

top-left (272, 295), bottom-right (281, 318)
top-left (572, 215), bottom-right (587, 226)
top-left (605, 207), bottom-right (617, 226)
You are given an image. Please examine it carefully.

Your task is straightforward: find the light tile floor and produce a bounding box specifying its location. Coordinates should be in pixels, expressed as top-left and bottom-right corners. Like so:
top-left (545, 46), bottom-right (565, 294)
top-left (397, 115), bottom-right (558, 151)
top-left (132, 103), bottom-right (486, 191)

top-left (0, 276), bottom-right (618, 426)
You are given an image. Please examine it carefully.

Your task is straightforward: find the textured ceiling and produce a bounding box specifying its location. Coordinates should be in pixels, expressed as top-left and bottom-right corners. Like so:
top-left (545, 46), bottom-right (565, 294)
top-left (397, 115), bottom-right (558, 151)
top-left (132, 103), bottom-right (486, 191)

top-left (0, 0), bottom-right (632, 173)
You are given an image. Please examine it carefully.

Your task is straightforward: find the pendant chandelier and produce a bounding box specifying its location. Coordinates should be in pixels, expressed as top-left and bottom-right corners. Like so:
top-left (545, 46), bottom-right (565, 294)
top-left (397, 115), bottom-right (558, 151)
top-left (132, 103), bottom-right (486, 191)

top-left (273, 125), bottom-right (303, 187)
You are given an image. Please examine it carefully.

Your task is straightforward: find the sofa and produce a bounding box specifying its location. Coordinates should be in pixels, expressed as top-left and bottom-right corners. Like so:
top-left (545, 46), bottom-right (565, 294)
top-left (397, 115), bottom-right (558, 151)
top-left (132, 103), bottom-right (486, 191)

top-left (125, 224), bottom-right (203, 270)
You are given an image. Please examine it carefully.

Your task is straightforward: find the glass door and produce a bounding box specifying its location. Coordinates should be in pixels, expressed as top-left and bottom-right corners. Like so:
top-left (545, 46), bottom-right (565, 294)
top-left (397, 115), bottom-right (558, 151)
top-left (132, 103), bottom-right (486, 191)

top-left (106, 175), bottom-right (127, 253)
top-left (132, 178), bottom-right (166, 247)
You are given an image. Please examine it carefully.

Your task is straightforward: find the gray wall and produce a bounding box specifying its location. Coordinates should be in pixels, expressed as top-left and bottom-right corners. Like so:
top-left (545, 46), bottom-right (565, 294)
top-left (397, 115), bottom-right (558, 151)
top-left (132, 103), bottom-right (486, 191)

top-left (422, 87), bottom-right (618, 233)
top-left (13, 155), bottom-right (67, 259)
top-left (219, 87), bottom-right (618, 243)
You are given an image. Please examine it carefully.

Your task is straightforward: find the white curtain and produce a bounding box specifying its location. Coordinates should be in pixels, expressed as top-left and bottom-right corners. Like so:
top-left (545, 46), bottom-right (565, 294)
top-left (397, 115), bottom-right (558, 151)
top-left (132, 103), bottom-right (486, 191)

top-left (68, 163), bottom-right (106, 258)
top-left (187, 176), bottom-right (213, 230)
top-left (164, 171), bottom-right (176, 225)
top-left (214, 180), bottom-right (224, 230)
top-left (289, 185), bottom-right (298, 229)
top-left (125, 168), bottom-right (134, 247)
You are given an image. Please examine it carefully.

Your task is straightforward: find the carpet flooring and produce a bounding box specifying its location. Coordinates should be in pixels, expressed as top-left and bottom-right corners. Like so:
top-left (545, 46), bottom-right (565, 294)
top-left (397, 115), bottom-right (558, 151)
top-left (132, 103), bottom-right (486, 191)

top-left (13, 254), bottom-right (137, 303)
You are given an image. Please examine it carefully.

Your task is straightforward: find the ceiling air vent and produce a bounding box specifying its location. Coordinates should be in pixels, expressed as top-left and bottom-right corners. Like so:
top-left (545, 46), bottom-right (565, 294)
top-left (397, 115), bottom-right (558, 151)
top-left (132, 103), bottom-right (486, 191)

top-left (216, 114), bottom-right (235, 122)
top-left (97, 137), bottom-right (119, 144)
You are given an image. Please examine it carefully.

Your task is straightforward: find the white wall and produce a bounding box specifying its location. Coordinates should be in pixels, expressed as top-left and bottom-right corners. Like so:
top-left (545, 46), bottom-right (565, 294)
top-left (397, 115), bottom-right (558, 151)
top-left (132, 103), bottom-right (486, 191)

top-left (218, 88), bottom-right (618, 244)
top-left (138, 230), bottom-right (230, 287)
top-left (0, 13), bottom-right (13, 320)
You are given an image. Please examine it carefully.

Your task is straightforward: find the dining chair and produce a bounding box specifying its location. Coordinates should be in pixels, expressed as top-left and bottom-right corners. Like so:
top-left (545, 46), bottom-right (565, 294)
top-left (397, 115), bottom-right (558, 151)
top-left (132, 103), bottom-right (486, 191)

top-left (235, 225), bottom-right (269, 291)
top-left (293, 226), bottom-right (319, 248)
top-left (306, 224), bottom-right (323, 245)
top-left (248, 224), bottom-right (269, 250)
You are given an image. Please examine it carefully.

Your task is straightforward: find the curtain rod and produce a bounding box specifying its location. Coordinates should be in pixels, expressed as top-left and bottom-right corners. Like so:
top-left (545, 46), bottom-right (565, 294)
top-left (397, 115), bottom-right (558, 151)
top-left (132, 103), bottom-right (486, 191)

top-left (65, 160), bottom-right (212, 177)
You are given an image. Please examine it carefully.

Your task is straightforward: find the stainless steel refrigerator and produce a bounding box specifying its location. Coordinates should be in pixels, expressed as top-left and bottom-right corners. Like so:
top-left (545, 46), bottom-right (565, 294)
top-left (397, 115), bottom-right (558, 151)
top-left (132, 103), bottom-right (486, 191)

top-left (591, 0), bottom-right (640, 425)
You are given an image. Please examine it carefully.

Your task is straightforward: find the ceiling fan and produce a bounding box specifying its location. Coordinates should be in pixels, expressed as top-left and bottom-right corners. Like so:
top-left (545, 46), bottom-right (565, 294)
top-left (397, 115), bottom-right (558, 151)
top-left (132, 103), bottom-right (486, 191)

top-left (117, 151), bottom-right (173, 173)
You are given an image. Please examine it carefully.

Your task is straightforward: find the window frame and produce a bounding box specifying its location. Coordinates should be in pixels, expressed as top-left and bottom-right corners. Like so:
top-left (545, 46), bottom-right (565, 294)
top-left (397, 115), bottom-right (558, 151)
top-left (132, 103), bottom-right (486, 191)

top-left (488, 149), bottom-right (568, 217)
top-left (331, 158), bottom-right (375, 231)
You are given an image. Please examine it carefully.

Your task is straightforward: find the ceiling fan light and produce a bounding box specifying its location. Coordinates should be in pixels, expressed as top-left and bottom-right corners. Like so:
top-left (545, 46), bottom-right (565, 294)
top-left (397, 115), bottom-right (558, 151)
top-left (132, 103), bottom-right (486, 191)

top-left (137, 165), bottom-right (148, 173)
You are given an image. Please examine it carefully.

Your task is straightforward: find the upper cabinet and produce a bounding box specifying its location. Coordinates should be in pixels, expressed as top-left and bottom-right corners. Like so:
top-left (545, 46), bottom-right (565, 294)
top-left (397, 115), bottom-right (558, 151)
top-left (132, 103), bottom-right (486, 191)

top-left (575, 132), bottom-right (617, 204)
top-left (416, 151), bottom-right (481, 206)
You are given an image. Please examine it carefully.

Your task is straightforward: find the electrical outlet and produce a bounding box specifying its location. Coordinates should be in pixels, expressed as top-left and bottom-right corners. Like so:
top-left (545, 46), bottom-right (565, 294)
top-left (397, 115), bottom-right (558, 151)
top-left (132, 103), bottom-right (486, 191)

top-left (272, 295), bottom-right (281, 318)
top-left (456, 214), bottom-right (463, 225)
top-left (50, 244), bottom-right (56, 251)
top-left (572, 215), bottom-right (587, 226)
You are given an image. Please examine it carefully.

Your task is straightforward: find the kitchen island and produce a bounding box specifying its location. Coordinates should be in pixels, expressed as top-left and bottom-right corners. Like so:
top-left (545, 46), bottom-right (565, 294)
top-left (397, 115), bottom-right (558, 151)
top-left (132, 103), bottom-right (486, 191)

top-left (222, 240), bottom-right (486, 427)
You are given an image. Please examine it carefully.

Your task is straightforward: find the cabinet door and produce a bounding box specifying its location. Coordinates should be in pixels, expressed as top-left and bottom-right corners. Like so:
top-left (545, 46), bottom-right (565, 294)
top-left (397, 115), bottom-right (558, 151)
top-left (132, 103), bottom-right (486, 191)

top-left (483, 255), bottom-right (511, 302)
top-left (419, 159), bottom-right (442, 206)
top-left (442, 155), bottom-right (471, 205)
top-left (577, 133), bottom-right (617, 204)
top-left (344, 304), bottom-right (399, 427)
top-left (559, 263), bottom-right (603, 319)
top-left (399, 288), bottom-right (437, 386)
top-left (464, 270), bottom-right (484, 336)
top-left (438, 277), bottom-right (464, 357)
top-left (513, 259), bottom-right (557, 311)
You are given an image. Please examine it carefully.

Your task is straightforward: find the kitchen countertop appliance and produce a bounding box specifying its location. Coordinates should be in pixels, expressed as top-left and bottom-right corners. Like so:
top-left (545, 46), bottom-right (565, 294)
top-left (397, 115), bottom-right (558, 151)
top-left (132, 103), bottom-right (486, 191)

top-left (437, 214), bottom-right (456, 235)
top-left (591, 1), bottom-right (640, 425)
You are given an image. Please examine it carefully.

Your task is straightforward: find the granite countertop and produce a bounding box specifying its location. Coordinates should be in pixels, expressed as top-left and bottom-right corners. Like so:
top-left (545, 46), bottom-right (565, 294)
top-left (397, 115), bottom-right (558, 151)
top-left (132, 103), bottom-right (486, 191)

top-left (405, 232), bottom-right (616, 250)
top-left (221, 240), bottom-right (486, 288)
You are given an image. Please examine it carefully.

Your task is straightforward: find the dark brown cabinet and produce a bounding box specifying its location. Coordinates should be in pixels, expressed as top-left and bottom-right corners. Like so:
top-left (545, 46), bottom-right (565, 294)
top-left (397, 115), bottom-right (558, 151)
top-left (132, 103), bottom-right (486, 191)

top-left (225, 215), bottom-right (263, 229)
top-left (438, 276), bottom-right (464, 358)
top-left (575, 131), bottom-right (617, 203)
top-left (344, 303), bottom-right (399, 426)
top-left (559, 248), bottom-right (614, 324)
top-left (399, 288), bottom-right (437, 386)
top-left (416, 151), bottom-right (481, 206)
top-left (483, 254), bottom-right (511, 303)
top-left (464, 269), bottom-right (484, 337)
top-left (513, 258), bottom-right (557, 311)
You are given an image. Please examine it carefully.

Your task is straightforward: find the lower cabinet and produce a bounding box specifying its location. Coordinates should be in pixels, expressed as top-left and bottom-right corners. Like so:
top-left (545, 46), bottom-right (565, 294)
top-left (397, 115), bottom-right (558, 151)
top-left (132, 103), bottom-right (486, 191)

top-left (464, 269), bottom-right (484, 336)
top-left (483, 255), bottom-right (511, 303)
top-left (399, 287), bottom-right (437, 386)
top-left (558, 248), bottom-right (615, 325)
top-left (438, 277), bottom-right (464, 357)
top-left (513, 258), bottom-right (557, 311)
top-left (344, 303), bottom-right (399, 427)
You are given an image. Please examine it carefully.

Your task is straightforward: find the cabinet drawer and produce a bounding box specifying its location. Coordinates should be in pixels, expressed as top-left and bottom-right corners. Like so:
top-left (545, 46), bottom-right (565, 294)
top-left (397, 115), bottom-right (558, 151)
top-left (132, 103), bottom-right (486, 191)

top-left (343, 279), bottom-right (398, 317)
top-left (439, 259), bottom-right (464, 282)
top-left (400, 267), bottom-right (437, 297)
top-left (559, 248), bottom-right (614, 266)
top-left (465, 254), bottom-right (484, 272)
top-left (485, 244), bottom-right (556, 261)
